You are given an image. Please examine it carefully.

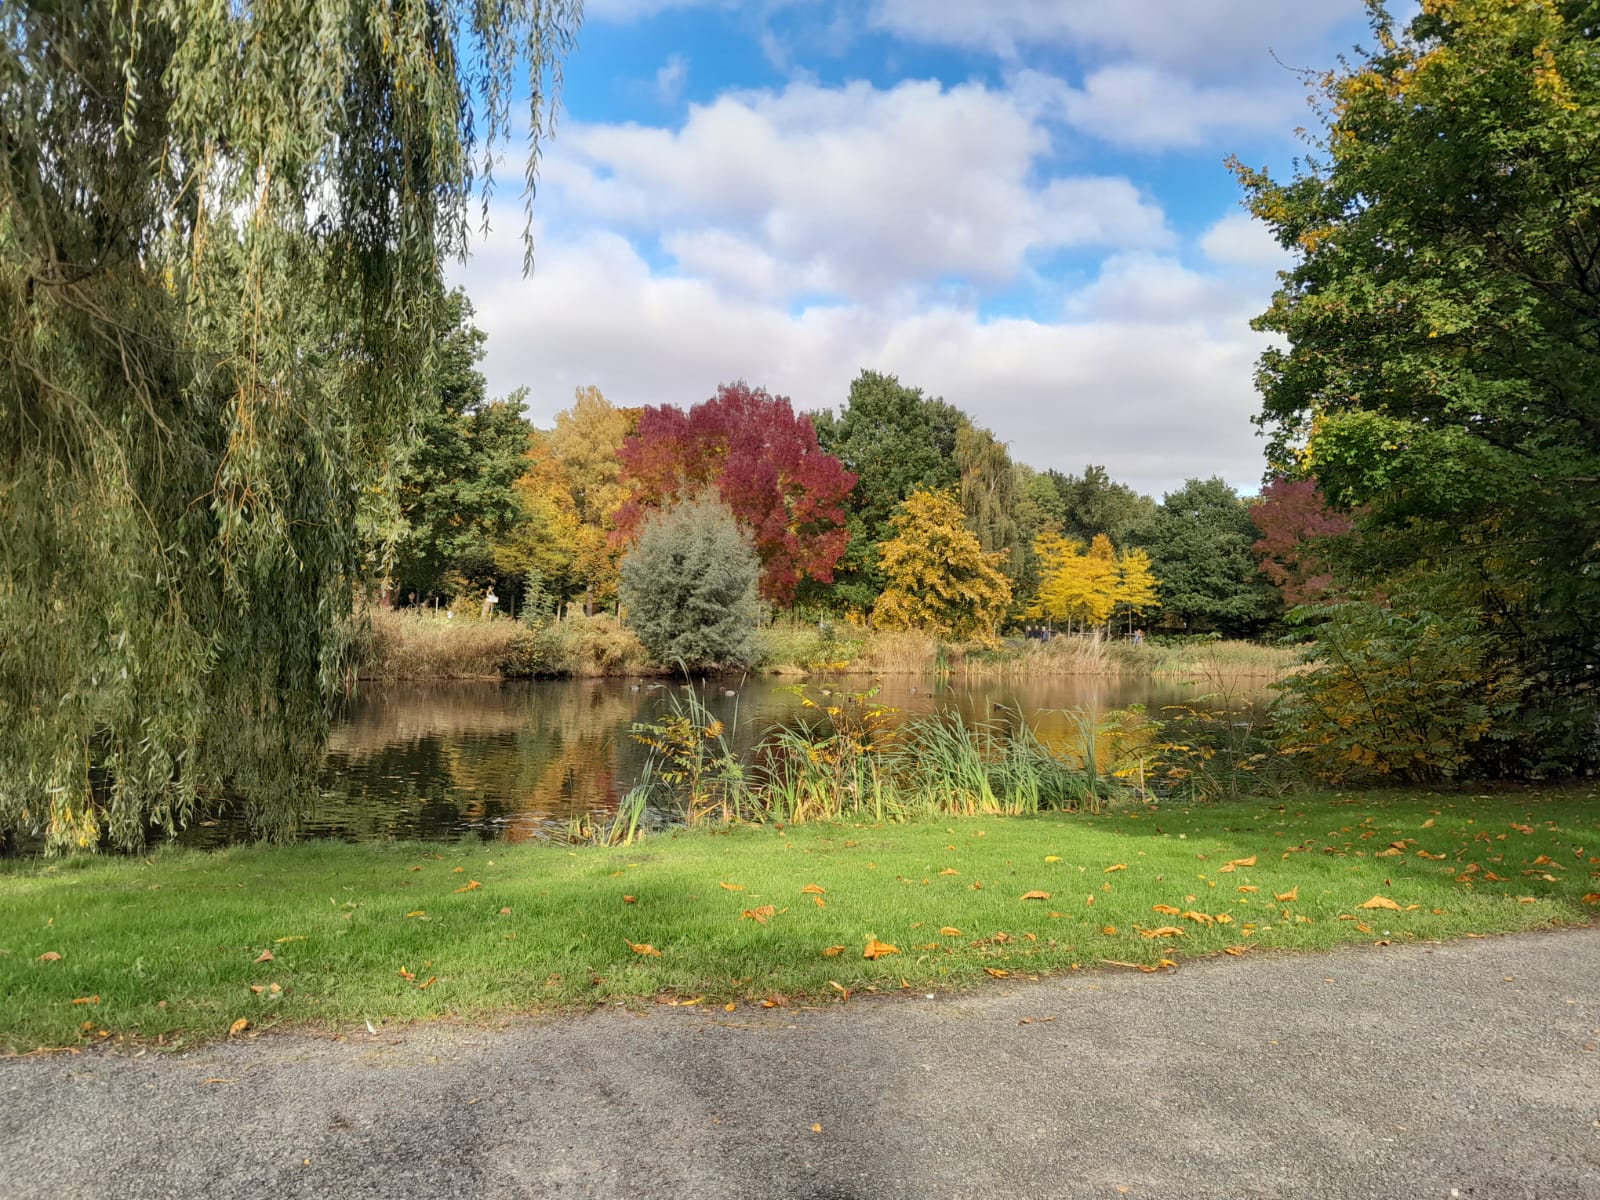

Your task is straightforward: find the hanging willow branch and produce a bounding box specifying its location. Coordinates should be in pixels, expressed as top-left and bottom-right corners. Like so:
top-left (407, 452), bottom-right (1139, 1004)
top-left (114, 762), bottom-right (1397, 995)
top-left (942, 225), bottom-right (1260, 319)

top-left (0, 0), bottom-right (580, 850)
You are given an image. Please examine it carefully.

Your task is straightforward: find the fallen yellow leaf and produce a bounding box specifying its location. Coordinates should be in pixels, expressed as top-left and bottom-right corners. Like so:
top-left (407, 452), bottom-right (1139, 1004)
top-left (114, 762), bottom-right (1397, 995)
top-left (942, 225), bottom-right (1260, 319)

top-left (800, 884), bottom-right (826, 895)
top-left (253, 950), bottom-right (274, 963)
top-left (813, 896), bottom-right (826, 908)
top-left (454, 880), bottom-right (482, 892)
top-left (1274, 887), bottom-right (1298, 902)
top-left (623, 895), bottom-right (637, 904)
top-left (719, 882), bottom-right (745, 892)
top-left (70, 995), bottom-right (99, 1006)
top-left (939, 926), bottom-right (963, 936)
top-left (227, 1018), bottom-right (249, 1037)
top-left (740, 905), bottom-right (776, 924)
top-left (1214, 913), bottom-right (1233, 925)
top-left (984, 967), bottom-right (1009, 978)
top-left (821, 945), bottom-right (845, 957)
top-left (405, 910), bottom-right (426, 918)
top-left (1356, 895), bottom-right (1400, 911)
top-left (1223, 946), bottom-right (1245, 956)
top-left (1218, 856), bottom-right (1257, 873)
top-left (36, 951), bottom-right (62, 962)
top-left (1581, 893), bottom-right (1600, 905)
top-left (863, 938), bottom-right (900, 960)
top-left (274, 936), bottom-right (306, 944)
top-left (1141, 926), bottom-right (1184, 938)
top-left (1181, 911), bottom-right (1214, 925)
top-left (417, 975), bottom-right (437, 990)
top-left (1237, 886), bottom-right (1258, 894)
top-left (811, 1124), bottom-right (823, 1134)
top-left (1020, 890), bottom-right (1052, 901)
top-left (626, 940), bottom-right (662, 957)
top-left (1151, 904), bottom-right (1181, 915)
top-left (939, 868), bottom-right (960, 876)
top-left (1044, 855), bottom-right (1061, 863)
top-left (1101, 924), bottom-right (1118, 935)
top-left (1104, 864), bottom-right (1127, 873)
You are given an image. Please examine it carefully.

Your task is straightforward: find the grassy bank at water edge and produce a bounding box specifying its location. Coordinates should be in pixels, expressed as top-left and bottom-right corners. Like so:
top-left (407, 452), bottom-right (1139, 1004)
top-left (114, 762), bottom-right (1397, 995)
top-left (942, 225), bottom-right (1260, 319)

top-left (4, 788), bottom-right (1594, 1053)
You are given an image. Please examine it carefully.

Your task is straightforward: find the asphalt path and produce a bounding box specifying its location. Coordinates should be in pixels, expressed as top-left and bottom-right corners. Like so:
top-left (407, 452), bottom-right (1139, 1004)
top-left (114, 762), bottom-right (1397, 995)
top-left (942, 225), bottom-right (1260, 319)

top-left (3, 928), bottom-right (1597, 1200)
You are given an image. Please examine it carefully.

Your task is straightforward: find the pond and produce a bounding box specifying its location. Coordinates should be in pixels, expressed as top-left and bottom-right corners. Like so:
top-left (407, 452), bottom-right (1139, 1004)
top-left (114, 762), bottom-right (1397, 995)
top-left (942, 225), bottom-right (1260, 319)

top-left (177, 673), bottom-right (1275, 846)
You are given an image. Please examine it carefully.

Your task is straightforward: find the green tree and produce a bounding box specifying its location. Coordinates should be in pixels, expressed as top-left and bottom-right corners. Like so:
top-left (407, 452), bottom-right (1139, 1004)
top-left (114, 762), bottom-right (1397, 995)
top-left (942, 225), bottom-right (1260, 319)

top-left (1235, 0), bottom-right (1600, 770)
top-left (873, 490), bottom-right (1012, 641)
top-left (619, 494), bottom-right (761, 672)
top-left (956, 423), bottom-right (1023, 585)
top-left (1045, 465), bottom-right (1155, 546)
top-left (1132, 478), bottom-right (1272, 636)
top-left (0, 1), bottom-right (578, 850)
top-left (391, 294), bottom-right (533, 605)
top-left (811, 371), bottom-right (965, 610)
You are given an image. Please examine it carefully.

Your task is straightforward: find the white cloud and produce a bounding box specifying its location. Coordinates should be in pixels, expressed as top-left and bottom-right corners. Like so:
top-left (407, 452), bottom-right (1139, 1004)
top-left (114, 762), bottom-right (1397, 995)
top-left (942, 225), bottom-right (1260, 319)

top-left (871, 0), bottom-right (1366, 75)
top-left (542, 78), bottom-right (1172, 303)
top-left (1201, 211), bottom-right (1291, 270)
top-left (1013, 64), bottom-right (1299, 151)
top-left (654, 54), bottom-right (688, 105)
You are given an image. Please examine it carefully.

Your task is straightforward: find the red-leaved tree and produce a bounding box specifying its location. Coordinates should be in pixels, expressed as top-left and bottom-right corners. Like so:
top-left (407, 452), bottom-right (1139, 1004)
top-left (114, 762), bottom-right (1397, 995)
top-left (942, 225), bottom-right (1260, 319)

top-left (1250, 477), bottom-right (1356, 607)
top-left (616, 382), bottom-right (856, 605)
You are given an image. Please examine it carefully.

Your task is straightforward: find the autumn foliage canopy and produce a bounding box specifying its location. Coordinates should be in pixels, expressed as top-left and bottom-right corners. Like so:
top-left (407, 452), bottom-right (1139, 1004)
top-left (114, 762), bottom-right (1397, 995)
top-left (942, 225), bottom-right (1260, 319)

top-left (616, 383), bottom-right (856, 604)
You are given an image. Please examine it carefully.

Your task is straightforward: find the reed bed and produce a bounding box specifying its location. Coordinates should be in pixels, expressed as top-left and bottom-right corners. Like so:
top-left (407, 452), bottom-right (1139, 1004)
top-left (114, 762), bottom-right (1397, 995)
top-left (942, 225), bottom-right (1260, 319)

top-left (357, 607), bottom-right (522, 681)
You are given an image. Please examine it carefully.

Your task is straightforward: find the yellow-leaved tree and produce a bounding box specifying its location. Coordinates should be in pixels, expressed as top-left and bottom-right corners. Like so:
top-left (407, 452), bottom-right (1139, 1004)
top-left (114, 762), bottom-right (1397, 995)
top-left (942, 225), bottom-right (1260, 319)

top-left (873, 490), bottom-right (1012, 640)
top-left (1033, 533), bottom-right (1159, 634)
top-left (548, 386), bottom-right (637, 609)
top-left (1111, 546), bottom-right (1160, 633)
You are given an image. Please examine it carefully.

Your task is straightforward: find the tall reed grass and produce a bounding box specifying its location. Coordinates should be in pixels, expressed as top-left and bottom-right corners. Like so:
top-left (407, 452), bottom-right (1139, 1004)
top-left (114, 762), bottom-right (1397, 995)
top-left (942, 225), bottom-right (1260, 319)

top-left (356, 607), bottom-right (522, 681)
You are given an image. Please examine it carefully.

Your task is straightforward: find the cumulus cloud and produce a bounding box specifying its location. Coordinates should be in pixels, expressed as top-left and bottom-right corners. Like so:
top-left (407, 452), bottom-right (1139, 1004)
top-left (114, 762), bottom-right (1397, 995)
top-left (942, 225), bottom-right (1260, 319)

top-left (542, 78), bottom-right (1172, 303)
top-left (1201, 211), bottom-right (1292, 270)
top-left (1012, 64), bottom-right (1300, 151)
top-left (870, 0), bottom-right (1366, 75)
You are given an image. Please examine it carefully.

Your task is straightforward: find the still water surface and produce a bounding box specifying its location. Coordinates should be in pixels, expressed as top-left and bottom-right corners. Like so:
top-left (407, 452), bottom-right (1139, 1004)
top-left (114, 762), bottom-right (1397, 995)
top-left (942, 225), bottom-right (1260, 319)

top-left (180, 674), bottom-right (1271, 846)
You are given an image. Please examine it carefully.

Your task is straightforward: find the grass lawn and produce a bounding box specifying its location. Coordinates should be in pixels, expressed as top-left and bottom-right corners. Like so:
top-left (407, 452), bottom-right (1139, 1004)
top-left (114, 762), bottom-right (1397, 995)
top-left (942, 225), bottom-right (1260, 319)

top-left (2, 787), bottom-right (1596, 1053)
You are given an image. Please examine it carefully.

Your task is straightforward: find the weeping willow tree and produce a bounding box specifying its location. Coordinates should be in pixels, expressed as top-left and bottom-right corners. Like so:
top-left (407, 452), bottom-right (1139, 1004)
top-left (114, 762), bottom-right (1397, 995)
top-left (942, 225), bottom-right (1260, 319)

top-left (0, 1), bottom-right (579, 851)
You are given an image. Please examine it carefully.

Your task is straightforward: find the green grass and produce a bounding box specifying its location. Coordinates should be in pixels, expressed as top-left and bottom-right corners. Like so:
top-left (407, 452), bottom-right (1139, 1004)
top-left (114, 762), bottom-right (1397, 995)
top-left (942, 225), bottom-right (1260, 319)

top-left (3, 787), bottom-right (1595, 1053)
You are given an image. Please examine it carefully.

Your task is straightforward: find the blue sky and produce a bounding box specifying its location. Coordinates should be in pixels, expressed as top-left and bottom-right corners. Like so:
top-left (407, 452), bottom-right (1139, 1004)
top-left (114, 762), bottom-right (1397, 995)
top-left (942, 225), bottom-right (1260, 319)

top-left (453, 0), bottom-right (1376, 499)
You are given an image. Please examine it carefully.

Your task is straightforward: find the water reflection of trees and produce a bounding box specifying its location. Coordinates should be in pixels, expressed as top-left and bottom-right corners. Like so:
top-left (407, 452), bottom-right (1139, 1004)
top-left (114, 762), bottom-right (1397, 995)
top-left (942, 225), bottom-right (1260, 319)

top-left (317, 681), bottom-right (644, 842)
top-left (270, 675), bottom-right (1280, 844)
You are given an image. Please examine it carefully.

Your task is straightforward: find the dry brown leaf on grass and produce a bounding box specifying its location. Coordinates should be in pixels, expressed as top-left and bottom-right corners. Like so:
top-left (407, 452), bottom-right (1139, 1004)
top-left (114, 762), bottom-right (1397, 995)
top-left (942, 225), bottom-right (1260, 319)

top-left (454, 880), bottom-right (481, 892)
top-left (227, 1019), bottom-right (249, 1037)
top-left (719, 882), bottom-right (745, 892)
top-left (1151, 904), bottom-right (1180, 915)
top-left (253, 950), bottom-right (274, 963)
top-left (939, 926), bottom-right (963, 936)
top-left (821, 945), bottom-right (845, 957)
top-left (1218, 856), bottom-right (1256, 873)
top-left (405, 910), bottom-right (426, 918)
top-left (1020, 890), bottom-right (1052, 901)
top-left (813, 896), bottom-right (826, 908)
top-left (623, 895), bottom-right (637, 904)
top-left (626, 940), bottom-right (662, 957)
top-left (1101, 925), bottom-right (1117, 935)
top-left (1104, 864), bottom-right (1127, 873)
top-left (1357, 895), bottom-right (1401, 911)
top-left (37, 951), bottom-right (62, 962)
top-left (1181, 911), bottom-right (1214, 925)
top-left (1141, 926), bottom-right (1184, 938)
top-left (939, 868), bottom-right (960, 876)
top-left (800, 884), bottom-right (826, 895)
top-left (863, 939), bottom-right (900, 960)
top-left (70, 995), bottom-right (99, 1006)
top-left (1581, 893), bottom-right (1600, 905)
top-left (740, 905), bottom-right (776, 924)
top-left (417, 975), bottom-right (437, 990)
top-left (984, 967), bottom-right (1009, 978)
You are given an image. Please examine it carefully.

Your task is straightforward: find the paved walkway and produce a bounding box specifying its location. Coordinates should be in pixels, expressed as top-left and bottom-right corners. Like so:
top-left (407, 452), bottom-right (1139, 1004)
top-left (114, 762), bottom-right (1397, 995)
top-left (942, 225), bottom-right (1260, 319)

top-left (3, 928), bottom-right (1597, 1200)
